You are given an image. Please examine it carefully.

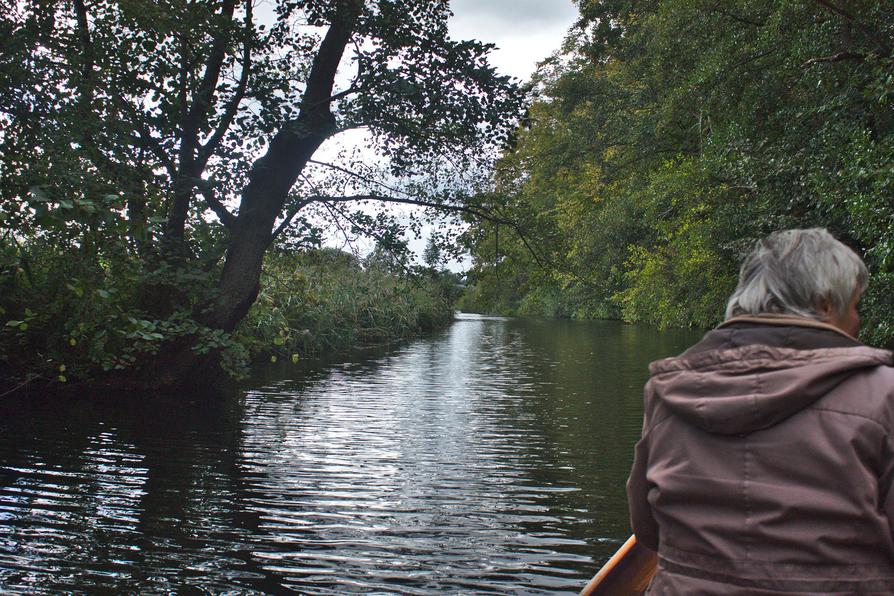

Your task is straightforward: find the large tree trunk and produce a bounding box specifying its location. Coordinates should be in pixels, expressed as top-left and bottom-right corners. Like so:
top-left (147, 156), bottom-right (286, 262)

top-left (203, 0), bottom-right (360, 331)
top-left (141, 1), bottom-right (361, 389)
top-left (203, 110), bottom-right (337, 331)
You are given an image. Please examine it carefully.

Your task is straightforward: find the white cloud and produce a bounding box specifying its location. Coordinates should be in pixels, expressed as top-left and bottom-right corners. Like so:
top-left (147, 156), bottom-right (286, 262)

top-left (448, 0), bottom-right (578, 81)
top-left (313, 2), bottom-right (580, 269)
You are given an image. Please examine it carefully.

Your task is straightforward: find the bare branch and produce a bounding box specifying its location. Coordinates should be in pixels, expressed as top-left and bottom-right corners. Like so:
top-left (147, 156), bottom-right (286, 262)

top-left (308, 193), bottom-right (513, 224)
top-left (802, 51), bottom-right (865, 68)
top-left (307, 158), bottom-right (404, 195)
top-left (322, 202), bottom-right (356, 252)
top-left (327, 203), bottom-right (417, 277)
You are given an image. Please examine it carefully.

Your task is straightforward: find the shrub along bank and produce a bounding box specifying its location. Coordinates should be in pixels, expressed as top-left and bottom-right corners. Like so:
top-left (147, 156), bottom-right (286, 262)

top-left (0, 244), bottom-right (460, 393)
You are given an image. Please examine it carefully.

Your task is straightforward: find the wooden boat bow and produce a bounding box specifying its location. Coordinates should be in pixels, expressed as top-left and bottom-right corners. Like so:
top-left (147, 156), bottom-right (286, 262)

top-left (580, 535), bottom-right (658, 596)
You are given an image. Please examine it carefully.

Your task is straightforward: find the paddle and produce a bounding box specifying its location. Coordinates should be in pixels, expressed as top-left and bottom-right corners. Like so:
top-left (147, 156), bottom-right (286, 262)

top-left (579, 535), bottom-right (658, 596)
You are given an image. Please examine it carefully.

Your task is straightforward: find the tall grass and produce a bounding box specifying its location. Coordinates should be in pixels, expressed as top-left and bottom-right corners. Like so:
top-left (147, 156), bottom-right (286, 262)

top-left (237, 247), bottom-right (460, 364)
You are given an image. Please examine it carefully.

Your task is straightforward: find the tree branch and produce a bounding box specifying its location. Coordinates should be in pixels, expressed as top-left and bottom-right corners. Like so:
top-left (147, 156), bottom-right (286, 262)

top-left (322, 202), bottom-right (357, 252)
top-left (270, 198), bottom-right (314, 241)
top-left (196, 179), bottom-right (237, 228)
top-left (197, 0), bottom-right (253, 168)
top-left (812, 0), bottom-right (892, 56)
top-left (182, 0), bottom-right (237, 152)
top-left (709, 3), bottom-right (766, 27)
top-left (72, 0), bottom-right (94, 89)
top-left (327, 86), bottom-right (359, 104)
top-left (307, 193), bottom-right (514, 225)
top-left (326, 203), bottom-right (416, 277)
top-left (307, 158), bottom-right (403, 194)
top-left (301, 0), bottom-right (363, 110)
top-left (802, 51), bottom-right (865, 68)
top-left (320, 194), bottom-right (553, 275)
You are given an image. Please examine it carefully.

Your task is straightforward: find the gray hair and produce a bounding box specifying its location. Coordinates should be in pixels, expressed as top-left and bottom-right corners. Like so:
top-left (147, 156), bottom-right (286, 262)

top-left (725, 228), bottom-right (868, 321)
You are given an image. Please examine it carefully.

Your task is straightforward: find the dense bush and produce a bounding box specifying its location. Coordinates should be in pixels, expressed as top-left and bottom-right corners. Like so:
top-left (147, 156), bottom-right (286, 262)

top-left (0, 240), bottom-right (460, 390)
top-left (238, 247), bottom-right (462, 366)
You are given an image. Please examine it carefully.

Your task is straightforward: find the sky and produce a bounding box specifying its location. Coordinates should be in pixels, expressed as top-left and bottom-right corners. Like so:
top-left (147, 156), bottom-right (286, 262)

top-left (447, 0), bottom-right (579, 81)
top-left (415, 0), bottom-right (580, 268)
top-left (313, 1), bottom-right (581, 269)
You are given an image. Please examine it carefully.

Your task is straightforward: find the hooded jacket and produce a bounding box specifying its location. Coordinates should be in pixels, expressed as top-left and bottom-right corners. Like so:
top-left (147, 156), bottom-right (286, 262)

top-left (627, 315), bottom-right (894, 594)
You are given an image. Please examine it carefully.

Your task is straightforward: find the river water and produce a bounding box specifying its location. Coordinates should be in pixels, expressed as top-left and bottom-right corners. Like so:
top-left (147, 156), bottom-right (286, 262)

top-left (0, 314), bottom-right (699, 594)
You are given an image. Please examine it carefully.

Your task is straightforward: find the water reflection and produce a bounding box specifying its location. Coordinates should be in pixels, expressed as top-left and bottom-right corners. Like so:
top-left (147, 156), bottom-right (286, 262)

top-left (0, 314), bottom-right (699, 593)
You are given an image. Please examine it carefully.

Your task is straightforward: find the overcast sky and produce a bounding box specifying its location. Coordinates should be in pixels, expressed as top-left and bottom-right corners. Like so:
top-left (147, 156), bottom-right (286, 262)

top-left (428, 1), bottom-right (579, 268)
top-left (448, 0), bottom-right (579, 81)
top-left (317, 1), bottom-right (581, 266)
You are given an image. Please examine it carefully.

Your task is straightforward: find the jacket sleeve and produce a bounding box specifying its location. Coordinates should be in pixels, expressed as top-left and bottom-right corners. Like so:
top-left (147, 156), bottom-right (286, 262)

top-left (627, 430), bottom-right (659, 552)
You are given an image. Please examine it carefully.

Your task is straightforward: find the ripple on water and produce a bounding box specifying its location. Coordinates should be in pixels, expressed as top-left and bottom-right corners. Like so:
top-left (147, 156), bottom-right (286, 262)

top-left (0, 314), bottom-right (700, 593)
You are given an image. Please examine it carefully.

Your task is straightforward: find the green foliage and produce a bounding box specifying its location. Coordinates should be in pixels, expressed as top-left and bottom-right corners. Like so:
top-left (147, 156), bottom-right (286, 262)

top-left (0, 231), bottom-right (249, 384)
top-left (0, 1), bottom-right (521, 389)
top-left (463, 0), bottom-right (894, 342)
top-left (237, 247), bottom-right (460, 363)
top-left (0, 240), bottom-right (459, 385)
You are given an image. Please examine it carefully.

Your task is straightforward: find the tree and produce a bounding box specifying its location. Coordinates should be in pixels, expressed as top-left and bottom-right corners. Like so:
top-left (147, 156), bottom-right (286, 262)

top-left (0, 0), bottom-right (524, 389)
top-left (422, 234), bottom-right (442, 269)
top-left (463, 0), bottom-right (894, 336)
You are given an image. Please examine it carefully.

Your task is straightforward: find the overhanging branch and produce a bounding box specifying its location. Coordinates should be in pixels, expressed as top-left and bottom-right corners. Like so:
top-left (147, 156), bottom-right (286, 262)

top-left (307, 159), bottom-right (403, 195)
top-left (269, 192), bottom-right (551, 272)
top-left (308, 193), bottom-right (513, 225)
top-left (196, 179), bottom-right (237, 228)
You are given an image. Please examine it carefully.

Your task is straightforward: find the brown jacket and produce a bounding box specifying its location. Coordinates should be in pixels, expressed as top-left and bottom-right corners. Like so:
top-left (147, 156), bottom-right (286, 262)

top-left (627, 315), bottom-right (894, 594)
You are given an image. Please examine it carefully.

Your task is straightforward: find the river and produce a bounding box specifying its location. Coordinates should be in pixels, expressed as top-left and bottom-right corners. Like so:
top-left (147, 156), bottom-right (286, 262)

top-left (0, 314), bottom-right (700, 594)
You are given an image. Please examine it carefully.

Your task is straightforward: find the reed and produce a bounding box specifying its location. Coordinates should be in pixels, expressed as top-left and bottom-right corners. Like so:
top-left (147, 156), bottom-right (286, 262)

top-left (237, 248), bottom-right (459, 364)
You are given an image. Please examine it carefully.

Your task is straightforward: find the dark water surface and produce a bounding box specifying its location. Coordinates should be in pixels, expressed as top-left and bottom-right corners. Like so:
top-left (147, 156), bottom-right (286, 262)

top-left (0, 314), bottom-right (700, 594)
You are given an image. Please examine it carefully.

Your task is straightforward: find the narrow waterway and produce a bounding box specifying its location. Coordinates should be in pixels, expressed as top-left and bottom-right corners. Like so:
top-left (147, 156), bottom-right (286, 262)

top-left (0, 314), bottom-right (699, 594)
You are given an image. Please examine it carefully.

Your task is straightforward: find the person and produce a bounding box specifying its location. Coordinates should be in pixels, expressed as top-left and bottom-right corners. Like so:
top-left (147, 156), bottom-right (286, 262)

top-left (626, 228), bottom-right (894, 594)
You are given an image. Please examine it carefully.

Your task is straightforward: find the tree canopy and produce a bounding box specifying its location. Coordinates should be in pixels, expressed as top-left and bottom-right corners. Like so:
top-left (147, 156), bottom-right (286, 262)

top-left (461, 0), bottom-right (894, 344)
top-left (0, 0), bottom-right (524, 390)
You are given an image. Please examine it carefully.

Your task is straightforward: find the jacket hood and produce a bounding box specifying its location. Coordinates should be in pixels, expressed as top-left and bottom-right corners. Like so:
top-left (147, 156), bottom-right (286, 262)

top-left (648, 322), bottom-right (893, 435)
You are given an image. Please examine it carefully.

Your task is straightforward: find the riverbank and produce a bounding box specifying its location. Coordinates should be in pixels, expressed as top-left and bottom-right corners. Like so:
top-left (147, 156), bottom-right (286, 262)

top-left (0, 248), bottom-right (461, 396)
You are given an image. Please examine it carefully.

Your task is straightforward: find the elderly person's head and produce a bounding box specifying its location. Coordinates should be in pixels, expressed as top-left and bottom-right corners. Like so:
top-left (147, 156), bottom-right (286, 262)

top-left (725, 228), bottom-right (868, 336)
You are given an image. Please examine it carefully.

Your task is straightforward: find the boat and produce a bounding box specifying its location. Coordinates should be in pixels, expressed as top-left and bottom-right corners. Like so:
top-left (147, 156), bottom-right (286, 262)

top-left (579, 535), bottom-right (657, 595)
